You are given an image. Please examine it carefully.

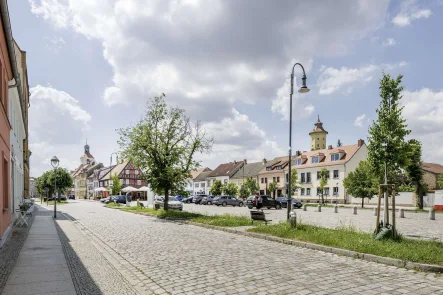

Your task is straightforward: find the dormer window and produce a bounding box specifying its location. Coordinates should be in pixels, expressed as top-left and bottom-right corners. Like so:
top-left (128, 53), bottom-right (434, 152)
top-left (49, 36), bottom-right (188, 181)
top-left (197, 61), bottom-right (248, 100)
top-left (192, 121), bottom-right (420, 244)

top-left (275, 166), bottom-right (281, 170)
top-left (331, 153), bottom-right (340, 161)
top-left (266, 167), bottom-right (271, 171)
top-left (295, 159), bottom-right (302, 166)
top-left (312, 156), bottom-right (319, 164)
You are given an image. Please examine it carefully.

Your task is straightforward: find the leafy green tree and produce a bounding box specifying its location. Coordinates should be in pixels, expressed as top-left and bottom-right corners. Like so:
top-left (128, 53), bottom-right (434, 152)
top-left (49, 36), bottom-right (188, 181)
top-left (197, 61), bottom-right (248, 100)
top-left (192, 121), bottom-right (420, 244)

top-left (367, 73), bottom-right (411, 183)
top-left (38, 168), bottom-right (73, 201)
top-left (288, 168), bottom-right (300, 197)
top-left (109, 173), bottom-right (122, 195)
top-left (268, 181), bottom-right (278, 199)
top-left (210, 180), bottom-right (223, 196)
top-left (438, 174), bottom-right (443, 190)
top-left (343, 161), bottom-right (378, 208)
top-left (118, 94), bottom-right (213, 210)
top-left (318, 168), bottom-right (328, 204)
top-left (244, 177), bottom-right (259, 195)
top-left (405, 139), bottom-right (424, 209)
top-left (223, 182), bottom-right (238, 196)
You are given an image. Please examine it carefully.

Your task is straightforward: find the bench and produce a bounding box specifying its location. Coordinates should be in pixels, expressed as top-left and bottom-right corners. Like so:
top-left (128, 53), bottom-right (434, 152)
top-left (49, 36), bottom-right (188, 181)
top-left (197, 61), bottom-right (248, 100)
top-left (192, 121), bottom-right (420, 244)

top-left (250, 210), bottom-right (272, 225)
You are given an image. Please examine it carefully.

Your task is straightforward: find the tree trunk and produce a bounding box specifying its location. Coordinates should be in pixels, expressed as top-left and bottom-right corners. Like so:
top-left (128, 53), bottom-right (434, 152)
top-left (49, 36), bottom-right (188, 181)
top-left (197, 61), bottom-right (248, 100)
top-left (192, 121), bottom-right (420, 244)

top-left (361, 197), bottom-right (364, 208)
top-left (164, 188), bottom-right (169, 211)
top-left (418, 184), bottom-right (424, 210)
top-left (321, 192), bottom-right (324, 204)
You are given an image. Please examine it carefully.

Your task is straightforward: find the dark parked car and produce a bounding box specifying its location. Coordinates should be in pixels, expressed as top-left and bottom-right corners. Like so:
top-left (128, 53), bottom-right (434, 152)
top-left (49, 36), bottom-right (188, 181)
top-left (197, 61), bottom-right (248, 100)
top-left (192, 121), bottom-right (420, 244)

top-left (201, 195), bottom-right (216, 205)
top-left (193, 194), bottom-right (207, 204)
top-left (276, 197), bottom-right (302, 209)
top-left (68, 195), bottom-right (75, 200)
top-left (114, 195), bottom-right (127, 204)
top-left (213, 196), bottom-right (244, 207)
top-left (183, 196), bottom-right (194, 203)
top-left (246, 195), bottom-right (282, 209)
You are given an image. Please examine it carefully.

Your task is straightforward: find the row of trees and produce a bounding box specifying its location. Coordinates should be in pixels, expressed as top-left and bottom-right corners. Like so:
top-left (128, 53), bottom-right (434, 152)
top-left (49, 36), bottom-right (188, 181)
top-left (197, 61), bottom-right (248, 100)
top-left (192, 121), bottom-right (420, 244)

top-left (35, 168), bottom-right (73, 200)
top-left (344, 73), bottom-right (426, 209)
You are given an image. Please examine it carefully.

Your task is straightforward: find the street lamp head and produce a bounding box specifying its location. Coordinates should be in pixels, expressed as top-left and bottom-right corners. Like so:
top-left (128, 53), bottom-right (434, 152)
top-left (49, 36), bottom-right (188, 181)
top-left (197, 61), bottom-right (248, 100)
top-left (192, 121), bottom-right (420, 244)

top-left (51, 156), bottom-right (60, 168)
top-left (298, 75), bottom-right (310, 93)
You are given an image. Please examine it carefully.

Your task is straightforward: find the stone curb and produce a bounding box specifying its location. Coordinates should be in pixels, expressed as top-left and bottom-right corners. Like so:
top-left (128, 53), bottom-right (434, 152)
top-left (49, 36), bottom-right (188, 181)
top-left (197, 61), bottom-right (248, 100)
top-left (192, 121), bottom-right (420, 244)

top-left (186, 221), bottom-right (443, 274)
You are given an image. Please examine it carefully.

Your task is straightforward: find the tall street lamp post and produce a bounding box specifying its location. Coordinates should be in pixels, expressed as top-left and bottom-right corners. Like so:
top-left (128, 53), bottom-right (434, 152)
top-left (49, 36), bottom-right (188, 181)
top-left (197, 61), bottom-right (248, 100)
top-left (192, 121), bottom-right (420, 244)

top-left (287, 63), bottom-right (310, 220)
top-left (51, 156), bottom-right (59, 218)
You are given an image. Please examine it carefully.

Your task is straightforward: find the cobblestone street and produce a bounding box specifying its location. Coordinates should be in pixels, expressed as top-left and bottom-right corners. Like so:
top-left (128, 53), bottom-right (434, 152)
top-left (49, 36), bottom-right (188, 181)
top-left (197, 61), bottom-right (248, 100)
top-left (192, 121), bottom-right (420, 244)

top-left (52, 200), bottom-right (443, 294)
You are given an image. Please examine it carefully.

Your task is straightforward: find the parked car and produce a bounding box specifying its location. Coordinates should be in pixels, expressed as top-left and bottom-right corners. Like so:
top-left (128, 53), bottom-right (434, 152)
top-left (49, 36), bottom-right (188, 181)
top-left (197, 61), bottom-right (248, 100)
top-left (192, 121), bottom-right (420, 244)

top-left (201, 195), bottom-right (216, 205)
top-left (175, 195), bottom-right (184, 202)
top-left (193, 194), bottom-right (207, 204)
top-left (155, 196), bottom-right (183, 210)
top-left (68, 194), bottom-right (75, 200)
top-left (182, 196), bottom-right (194, 203)
top-left (246, 195), bottom-right (282, 209)
top-left (213, 196), bottom-right (244, 207)
top-left (114, 195), bottom-right (127, 204)
top-left (276, 197), bottom-right (303, 209)
top-left (100, 197), bottom-right (108, 203)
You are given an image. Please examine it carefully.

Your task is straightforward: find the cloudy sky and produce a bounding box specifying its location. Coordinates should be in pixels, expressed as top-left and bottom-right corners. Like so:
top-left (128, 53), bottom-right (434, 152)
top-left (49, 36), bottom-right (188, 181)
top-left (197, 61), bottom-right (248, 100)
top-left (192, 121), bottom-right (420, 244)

top-left (9, 0), bottom-right (443, 176)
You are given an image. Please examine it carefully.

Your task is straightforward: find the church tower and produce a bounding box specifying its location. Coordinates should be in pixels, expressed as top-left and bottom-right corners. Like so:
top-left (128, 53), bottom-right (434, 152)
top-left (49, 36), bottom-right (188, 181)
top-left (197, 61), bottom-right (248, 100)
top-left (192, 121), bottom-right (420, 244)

top-left (80, 139), bottom-right (95, 165)
top-left (309, 115), bottom-right (328, 151)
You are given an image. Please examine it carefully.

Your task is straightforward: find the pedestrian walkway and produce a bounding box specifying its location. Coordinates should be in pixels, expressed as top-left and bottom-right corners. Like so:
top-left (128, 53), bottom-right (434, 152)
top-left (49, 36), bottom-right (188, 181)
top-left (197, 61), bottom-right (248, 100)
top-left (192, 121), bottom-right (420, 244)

top-left (2, 216), bottom-right (76, 295)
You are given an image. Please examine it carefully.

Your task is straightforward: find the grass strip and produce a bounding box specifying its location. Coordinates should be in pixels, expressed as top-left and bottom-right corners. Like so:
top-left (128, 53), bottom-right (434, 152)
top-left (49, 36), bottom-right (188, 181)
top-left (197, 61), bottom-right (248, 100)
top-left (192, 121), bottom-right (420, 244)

top-left (113, 205), bottom-right (252, 227)
top-left (248, 222), bottom-right (443, 265)
top-left (47, 200), bottom-right (69, 205)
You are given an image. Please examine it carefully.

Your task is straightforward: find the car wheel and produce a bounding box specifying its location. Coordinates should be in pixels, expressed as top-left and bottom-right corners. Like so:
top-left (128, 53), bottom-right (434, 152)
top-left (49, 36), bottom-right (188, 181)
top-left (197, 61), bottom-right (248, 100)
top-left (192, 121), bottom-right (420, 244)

top-left (276, 204), bottom-right (282, 209)
top-left (239, 202), bottom-right (244, 207)
top-left (248, 206), bottom-right (253, 209)
top-left (208, 202), bottom-right (212, 205)
top-left (222, 202), bottom-right (227, 207)
top-left (267, 207), bottom-right (271, 209)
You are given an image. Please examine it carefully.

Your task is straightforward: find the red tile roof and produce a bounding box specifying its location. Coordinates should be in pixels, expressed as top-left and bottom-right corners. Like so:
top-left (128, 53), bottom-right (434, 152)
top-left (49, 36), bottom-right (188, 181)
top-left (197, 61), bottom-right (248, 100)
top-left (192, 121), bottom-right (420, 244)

top-left (422, 162), bottom-right (443, 174)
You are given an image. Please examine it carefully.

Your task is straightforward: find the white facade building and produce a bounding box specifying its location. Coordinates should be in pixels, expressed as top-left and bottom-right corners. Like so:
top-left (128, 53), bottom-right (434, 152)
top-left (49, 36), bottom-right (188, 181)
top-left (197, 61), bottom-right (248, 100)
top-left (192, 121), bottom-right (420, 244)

top-left (290, 139), bottom-right (368, 204)
top-left (8, 42), bottom-right (26, 219)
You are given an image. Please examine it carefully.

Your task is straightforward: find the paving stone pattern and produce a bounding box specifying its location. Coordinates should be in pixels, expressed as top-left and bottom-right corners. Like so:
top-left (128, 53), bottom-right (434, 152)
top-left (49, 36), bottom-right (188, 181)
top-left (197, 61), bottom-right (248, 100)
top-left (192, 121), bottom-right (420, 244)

top-left (0, 212), bottom-right (35, 293)
top-left (59, 201), bottom-right (443, 295)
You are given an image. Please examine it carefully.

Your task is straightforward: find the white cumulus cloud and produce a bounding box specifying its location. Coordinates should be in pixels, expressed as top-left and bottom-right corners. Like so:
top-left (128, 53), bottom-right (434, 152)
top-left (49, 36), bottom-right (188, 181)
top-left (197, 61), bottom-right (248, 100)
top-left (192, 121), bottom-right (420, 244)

top-left (392, 1), bottom-right (432, 28)
top-left (382, 38), bottom-right (396, 47)
top-left (354, 114), bottom-right (367, 127)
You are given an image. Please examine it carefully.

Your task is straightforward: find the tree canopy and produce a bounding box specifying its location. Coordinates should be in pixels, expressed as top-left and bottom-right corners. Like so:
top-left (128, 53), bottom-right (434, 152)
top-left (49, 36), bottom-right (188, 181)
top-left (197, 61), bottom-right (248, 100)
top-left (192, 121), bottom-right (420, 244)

top-left (343, 160), bottom-right (378, 208)
top-left (268, 181), bottom-right (278, 199)
top-left (210, 180), bottom-right (223, 196)
top-left (288, 168), bottom-right (300, 197)
top-left (244, 177), bottom-right (259, 196)
top-left (36, 168), bottom-right (73, 198)
top-left (109, 173), bottom-right (122, 196)
top-left (405, 139), bottom-right (424, 209)
top-left (223, 182), bottom-right (238, 196)
top-left (367, 73), bottom-right (411, 182)
top-left (318, 168), bottom-right (328, 204)
top-left (118, 94), bottom-right (213, 209)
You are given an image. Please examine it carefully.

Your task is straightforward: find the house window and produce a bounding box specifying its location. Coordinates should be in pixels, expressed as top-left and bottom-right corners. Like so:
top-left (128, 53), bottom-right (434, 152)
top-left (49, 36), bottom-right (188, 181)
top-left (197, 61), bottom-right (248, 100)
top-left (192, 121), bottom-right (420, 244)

top-left (312, 156), bottom-right (319, 164)
top-left (317, 171), bottom-right (321, 179)
top-left (277, 177), bottom-right (280, 183)
top-left (137, 180), bottom-right (141, 185)
top-left (266, 167), bottom-right (271, 171)
top-left (306, 172), bottom-right (311, 183)
top-left (195, 183), bottom-right (200, 188)
top-left (224, 179), bottom-right (228, 184)
top-left (331, 153), bottom-right (340, 161)
top-left (125, 170), bottom-right (130, 174)
top-left (301, 188), bottom-right (305, 195)
top-left (125, 179), bottom-right (130, 185)
top-left (201, 183), bottom-right (205, 188)
top-left (325, 187), bottom-right (330, 195)
top-left (333, 187), bottom-right (339, 195)
top-left (333, 170), bottom-right (339, 179)
top-left (300, 173), bottom-right (305, 183)
top-left (134, 170), bottom-right (139, 175)
top-left (317, 187), bottom-right (322, 195)
top-left (306, 188), bottom-right (311, 196)
top-left (273, 177), bottom-right (276, 182)
top-left (285, 173), bottom-right (289, 182)
top-left (295, 159), bottom-right (302, 166)
top-left (261, 178), bottom-right (264, 184)
top-left (326, 171), bottom-right (330, 179)
top-left (276, 166), bottom-right (281, 170)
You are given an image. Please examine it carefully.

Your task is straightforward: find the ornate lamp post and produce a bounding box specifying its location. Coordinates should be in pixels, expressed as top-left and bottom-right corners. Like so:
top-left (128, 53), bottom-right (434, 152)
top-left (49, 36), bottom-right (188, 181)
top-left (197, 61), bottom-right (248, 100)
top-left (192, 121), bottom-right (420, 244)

top-left (51, 156), bottom-right (59, 218)
top-left (287, 63), bottom-right (310, 220)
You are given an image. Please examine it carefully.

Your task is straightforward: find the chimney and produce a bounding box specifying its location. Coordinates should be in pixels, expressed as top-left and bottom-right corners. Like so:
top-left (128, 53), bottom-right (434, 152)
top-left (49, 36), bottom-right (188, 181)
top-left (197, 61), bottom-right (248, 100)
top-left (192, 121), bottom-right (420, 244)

top-left (358, 139), bottom-right (365, 147)
top-left (295, 151), bottom-right (301, 157)
top-left (243, 159), bottom-right (247, 164)
top-left (234, 160), bottom-right (237, 164)
top-left (328, 145), bottom-right (333, 150)
top-left (262, 158), bottom-right (267, 164)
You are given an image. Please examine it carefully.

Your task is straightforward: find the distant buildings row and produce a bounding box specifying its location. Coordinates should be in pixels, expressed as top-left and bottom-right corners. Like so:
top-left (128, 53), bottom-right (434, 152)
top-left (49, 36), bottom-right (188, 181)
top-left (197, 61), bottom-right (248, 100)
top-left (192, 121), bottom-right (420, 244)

top-left (0, 2), bottom-right (31, 248)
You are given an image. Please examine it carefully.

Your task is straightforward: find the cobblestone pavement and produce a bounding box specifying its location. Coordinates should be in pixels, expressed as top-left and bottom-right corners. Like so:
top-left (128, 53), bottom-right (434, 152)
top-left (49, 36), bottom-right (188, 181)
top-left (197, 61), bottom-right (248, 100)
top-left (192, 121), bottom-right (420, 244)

top-left (56, 200), bottom-right (443, 295)
top-left (180, 204), bottom-right (443, 241)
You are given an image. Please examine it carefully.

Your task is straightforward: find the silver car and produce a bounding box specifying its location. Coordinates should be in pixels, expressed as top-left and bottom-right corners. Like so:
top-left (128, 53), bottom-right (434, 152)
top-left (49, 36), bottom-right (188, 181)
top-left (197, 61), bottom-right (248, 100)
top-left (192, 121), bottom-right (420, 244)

top-left (213, 196), bottom-right (244, 207)
top-left (155, 196), bottom-right (183, 210)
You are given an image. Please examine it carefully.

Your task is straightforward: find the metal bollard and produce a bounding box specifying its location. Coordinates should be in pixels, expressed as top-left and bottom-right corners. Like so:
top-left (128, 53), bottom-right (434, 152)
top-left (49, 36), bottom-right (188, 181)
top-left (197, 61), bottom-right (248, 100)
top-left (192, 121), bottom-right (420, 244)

top-left (290, 211), bottom-right (297, 228)
top-left (399, 208), bottom-right (405, 218)
top-left (373, 207), bottom-right (378, 216)
top-left (430, 208), bottom-right (436, 220)
top-left (317, 205), bottom-right (321, 212)
top-left (303, 204), bottom-right (308, 211)
top-left (353, 206), bottom-right (357, 215)
top-left (334, 205), bottom-right (338, 213)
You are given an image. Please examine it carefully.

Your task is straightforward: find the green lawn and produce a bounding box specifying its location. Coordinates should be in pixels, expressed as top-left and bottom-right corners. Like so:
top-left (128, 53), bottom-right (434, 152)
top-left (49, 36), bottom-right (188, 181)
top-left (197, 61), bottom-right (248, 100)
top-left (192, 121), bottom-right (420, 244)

top-left (117, 206), bottom-right (252, 227)
top-left (105, 202), bottom-right (123, 208)
top-left (248, 222), bottom-right (443, 265)
top-left (47, 200), bottom-right (68, 205)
